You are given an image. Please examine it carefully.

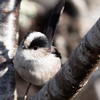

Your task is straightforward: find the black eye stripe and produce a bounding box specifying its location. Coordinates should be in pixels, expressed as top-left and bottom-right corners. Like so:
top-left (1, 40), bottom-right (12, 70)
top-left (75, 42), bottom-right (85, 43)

top-left (28, 37), bottom-right (50, 49)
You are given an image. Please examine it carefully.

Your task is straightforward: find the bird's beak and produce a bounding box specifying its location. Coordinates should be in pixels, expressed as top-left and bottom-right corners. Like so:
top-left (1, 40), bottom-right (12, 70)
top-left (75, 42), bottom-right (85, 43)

top-left (22, 45), bottom-right (27, 49)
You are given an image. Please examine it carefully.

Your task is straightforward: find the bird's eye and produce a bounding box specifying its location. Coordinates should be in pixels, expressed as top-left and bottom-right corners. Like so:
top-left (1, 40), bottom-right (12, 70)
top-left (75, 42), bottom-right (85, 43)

top-left (33, 46), bottom-right (38, 50)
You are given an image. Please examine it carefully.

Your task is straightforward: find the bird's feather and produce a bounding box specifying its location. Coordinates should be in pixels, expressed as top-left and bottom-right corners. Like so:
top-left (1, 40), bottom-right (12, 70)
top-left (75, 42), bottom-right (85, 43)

top-left (44, 0), bottom-right (65, 44)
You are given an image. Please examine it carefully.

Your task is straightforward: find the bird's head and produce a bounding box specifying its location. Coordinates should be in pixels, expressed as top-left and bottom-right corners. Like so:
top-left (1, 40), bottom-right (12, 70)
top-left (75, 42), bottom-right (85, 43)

top-left (20, 31), bottom-right (50, 50)
top-left (18, 31), bottom-right (51, 59)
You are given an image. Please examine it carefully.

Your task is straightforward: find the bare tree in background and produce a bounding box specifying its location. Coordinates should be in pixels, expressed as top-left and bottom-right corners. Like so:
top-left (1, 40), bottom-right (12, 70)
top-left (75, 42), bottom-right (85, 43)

top-left (0, 0), bottom-right (21, 100)
top-left (0, 0), bottom-right (100, 100)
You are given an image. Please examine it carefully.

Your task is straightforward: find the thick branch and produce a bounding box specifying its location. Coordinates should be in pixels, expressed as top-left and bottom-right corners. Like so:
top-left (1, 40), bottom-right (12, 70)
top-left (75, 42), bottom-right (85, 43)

top-left (32, 18), bottom-right (100, 100)
top-left (0, 0), bottom-right (21, 100)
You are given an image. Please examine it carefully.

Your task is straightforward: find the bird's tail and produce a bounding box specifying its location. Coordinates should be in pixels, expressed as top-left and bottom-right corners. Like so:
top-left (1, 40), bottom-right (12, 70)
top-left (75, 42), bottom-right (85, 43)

top-left (44, 0), bottom-right (65, 44)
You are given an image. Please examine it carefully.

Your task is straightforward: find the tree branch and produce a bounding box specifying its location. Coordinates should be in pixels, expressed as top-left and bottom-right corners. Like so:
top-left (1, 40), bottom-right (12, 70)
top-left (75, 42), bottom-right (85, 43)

top-left (32, 18), bottom-right (100, 100)
top-left (0, 0), bottom-right (21, 100)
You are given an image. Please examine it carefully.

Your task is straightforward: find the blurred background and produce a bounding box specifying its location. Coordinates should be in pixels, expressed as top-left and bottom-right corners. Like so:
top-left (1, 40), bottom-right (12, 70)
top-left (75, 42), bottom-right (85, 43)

top-left (17, 0), bottom-right (100, 100)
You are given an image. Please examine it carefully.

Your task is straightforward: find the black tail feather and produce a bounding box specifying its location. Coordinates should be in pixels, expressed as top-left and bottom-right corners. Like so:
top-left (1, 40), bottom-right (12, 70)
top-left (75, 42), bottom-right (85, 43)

top-left (44, 0), bottom-right (65, 44)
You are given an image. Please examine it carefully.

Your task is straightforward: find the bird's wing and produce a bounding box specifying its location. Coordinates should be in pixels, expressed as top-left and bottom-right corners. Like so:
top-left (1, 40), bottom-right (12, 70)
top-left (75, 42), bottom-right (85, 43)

top-left (51, 46), bottom-right (61, 59)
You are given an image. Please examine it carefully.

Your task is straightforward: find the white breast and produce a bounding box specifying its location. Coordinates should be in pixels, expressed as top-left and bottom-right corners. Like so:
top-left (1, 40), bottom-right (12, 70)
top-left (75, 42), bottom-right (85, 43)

top-left (13, 48), bottom-right (61, 86)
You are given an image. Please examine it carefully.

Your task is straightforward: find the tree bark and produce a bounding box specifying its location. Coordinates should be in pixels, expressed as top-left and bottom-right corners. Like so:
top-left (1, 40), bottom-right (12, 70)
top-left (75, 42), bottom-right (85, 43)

top-left (32, 18), bottom-right (100, 100)
top-left (0, 0), bottom-right (21, 100)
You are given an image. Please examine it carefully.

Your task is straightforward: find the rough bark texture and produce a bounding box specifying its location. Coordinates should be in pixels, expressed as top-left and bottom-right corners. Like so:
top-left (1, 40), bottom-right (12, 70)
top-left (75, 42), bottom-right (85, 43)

top-left (32, 18), bottom-right (100, 100)
top-left (0, 0), bottom-right (21, 100)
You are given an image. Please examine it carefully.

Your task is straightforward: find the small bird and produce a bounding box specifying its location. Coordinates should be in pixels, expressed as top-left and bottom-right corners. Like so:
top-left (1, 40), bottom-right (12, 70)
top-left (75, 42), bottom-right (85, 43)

top-left (13, 31), bottom-right (61, 86)
top-left (13, 0), bottom-right (65, 99)
top-left (13, 31), bottom-right (61, 100)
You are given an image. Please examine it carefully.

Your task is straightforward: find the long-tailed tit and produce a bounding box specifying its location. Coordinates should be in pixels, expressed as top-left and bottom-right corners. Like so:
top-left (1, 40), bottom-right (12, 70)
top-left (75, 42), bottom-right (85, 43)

top-left (13, 0), bottom-right (65, 99)
top-left (13, 31), bottom-right (61, 86)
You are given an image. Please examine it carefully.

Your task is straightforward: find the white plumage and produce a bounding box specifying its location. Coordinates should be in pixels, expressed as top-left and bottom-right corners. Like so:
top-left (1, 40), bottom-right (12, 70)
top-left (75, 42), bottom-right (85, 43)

top-left (13, 31), bottom-right (61, 86)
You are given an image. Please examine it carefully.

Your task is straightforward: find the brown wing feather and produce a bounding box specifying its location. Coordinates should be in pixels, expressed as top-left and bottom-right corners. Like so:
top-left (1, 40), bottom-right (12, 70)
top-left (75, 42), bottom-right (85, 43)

top-left (51, 46), bottom-right (61, 59)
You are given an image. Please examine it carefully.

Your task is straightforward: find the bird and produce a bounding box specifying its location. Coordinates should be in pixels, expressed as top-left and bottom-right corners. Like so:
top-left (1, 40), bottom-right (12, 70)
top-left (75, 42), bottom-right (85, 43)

top-left (13, 0), bottom-right (65, 99)
top-left (13, 31), bottom-right (61, 86)
top-left (13, 31), bottom-right (61, 100)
